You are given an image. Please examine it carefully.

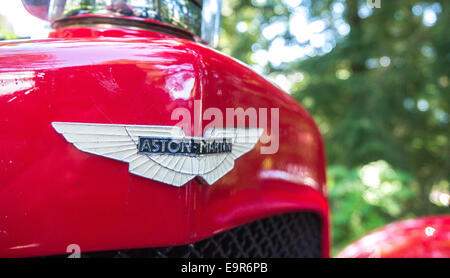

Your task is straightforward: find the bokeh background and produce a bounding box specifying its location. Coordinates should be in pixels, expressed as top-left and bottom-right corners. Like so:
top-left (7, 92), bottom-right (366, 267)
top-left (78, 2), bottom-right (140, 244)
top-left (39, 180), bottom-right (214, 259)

top-left (1, 0), bottom-right (449, 255)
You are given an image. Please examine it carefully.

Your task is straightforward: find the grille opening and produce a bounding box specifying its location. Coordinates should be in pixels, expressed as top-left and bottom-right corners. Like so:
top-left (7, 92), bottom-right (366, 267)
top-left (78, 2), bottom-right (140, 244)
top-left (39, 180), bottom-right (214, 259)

top-left (61, 212), bottom-right (322, 258)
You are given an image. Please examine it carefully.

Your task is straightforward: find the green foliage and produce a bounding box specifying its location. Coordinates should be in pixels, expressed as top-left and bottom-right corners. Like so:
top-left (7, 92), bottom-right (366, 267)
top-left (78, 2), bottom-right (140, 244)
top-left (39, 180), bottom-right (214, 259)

top-left (0, 15), bottom-right (18, 40)
top-left (328, 161), bottom-right (415, 254)
top-left (219, 0), bottom-right (449, 255)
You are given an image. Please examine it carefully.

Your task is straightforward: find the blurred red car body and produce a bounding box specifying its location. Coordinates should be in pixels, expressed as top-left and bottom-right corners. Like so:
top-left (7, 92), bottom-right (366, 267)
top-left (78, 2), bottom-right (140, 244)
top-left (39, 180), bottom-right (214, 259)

top-left (337, 216), bottom-right (450, 258)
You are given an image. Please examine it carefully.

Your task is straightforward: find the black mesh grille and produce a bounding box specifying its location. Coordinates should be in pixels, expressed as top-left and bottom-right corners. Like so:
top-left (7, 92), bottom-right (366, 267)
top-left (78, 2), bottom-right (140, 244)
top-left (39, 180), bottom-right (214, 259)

top-left (78, 212), bottom-right (322, 258)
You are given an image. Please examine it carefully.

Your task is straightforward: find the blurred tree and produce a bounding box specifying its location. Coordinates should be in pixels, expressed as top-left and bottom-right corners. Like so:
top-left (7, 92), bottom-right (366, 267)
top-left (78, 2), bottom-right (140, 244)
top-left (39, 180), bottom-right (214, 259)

top-left (219, 0), bottom-right (449, 255)
top-left (0, 15), bottom-right (17, 40)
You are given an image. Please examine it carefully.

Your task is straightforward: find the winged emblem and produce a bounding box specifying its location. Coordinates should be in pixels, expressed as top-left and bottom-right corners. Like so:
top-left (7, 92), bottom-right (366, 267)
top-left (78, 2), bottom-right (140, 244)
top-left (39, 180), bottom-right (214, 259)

top-left (52, 122), bottom-right (263, 187)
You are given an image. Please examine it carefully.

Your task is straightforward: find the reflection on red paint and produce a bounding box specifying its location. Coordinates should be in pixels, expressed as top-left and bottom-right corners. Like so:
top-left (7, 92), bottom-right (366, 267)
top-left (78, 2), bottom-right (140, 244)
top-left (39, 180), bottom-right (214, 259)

top-left (337, 216), bottom-right (450, 258)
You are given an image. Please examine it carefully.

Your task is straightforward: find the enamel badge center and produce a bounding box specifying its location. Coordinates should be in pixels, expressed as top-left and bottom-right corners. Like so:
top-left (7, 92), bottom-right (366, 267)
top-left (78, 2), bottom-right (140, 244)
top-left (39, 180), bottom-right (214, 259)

top-left (52, 122), bottom-right (263, 187)
top-left (138, 137), bottom-right (233, 156)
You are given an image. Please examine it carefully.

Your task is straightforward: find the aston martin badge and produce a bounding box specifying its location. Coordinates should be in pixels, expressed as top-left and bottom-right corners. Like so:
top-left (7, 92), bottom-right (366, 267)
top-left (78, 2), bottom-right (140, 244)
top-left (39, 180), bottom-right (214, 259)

top-left (52, 122), bottom-right (263, 187)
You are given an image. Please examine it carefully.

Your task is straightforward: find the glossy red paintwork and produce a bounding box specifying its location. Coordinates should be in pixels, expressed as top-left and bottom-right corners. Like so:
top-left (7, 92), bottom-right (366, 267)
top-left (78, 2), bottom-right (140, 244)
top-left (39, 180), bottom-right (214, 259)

top-left (337, 216), bottom-right (450, 258)
top-left (0, 27), bottom-right (329, 257)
